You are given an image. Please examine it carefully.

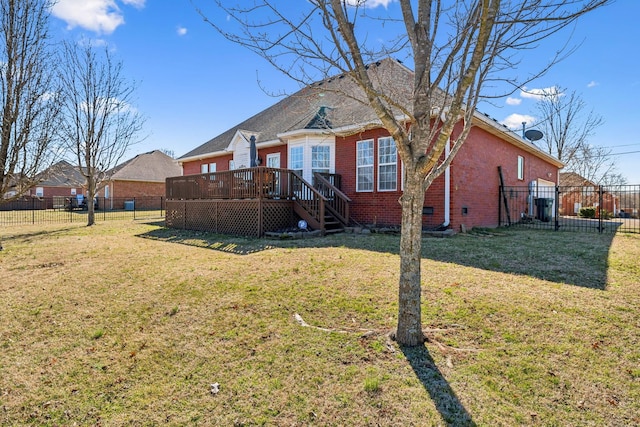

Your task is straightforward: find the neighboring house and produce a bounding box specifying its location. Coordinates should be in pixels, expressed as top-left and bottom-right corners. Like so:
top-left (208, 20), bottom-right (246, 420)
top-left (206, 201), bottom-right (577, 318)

top-left (175, 58), bottom-right (562, 232)
top-left (97, 150), bottom-right (181, 209)
top-left (559, 172), bottom-right (617, 217)
top-left (24, 160), bottom-right (87, 208)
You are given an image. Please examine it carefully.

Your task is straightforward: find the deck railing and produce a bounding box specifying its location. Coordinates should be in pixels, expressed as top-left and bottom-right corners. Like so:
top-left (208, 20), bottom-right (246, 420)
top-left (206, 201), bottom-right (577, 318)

top-left (166, 167), bottom-right (340, 231)
top-left (166, 167), bottom-right (290, 200)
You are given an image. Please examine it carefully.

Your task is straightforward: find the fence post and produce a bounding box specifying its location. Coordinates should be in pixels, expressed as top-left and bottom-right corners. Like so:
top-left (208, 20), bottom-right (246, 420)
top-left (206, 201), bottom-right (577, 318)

top-left (555, 186), bottom-right (560, 231)
top-left (598, 186), bottom-right (603, 233)
top-left (32, 198), bottom-right (35, 224)
top-left (133, 197), bottom-right (136, 220)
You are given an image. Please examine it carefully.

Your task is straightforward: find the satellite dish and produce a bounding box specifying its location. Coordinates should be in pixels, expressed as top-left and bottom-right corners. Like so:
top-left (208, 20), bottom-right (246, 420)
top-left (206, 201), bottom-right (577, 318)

top-left (524, 129), bottom-right (543, 142)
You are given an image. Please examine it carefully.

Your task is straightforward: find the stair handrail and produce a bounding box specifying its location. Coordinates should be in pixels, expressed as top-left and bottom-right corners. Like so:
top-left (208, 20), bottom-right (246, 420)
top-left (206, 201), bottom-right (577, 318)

top-left (289, 171), bottom-right (327, 230)
top-left (313, 172), bottom-right (351, 226)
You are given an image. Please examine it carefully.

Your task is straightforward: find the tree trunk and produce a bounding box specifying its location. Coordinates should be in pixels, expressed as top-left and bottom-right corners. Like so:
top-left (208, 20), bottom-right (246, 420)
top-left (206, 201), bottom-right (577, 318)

top-left (395, 176), bottom-right (426, 346)
top-left (86, 175), bottom-right (96, 226)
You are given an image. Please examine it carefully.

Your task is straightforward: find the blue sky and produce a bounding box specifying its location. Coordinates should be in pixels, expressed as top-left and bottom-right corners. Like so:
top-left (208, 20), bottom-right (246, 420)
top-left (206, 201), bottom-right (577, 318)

top-left (50, 0), bottom-right (640, 183)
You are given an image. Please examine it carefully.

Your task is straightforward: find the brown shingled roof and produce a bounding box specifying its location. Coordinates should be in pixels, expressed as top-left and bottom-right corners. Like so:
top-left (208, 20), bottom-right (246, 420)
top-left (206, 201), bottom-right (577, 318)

top-left (107, 150), bottom-right (181, 182)
top-left (179, 58), bottom-right (415, 160)
top-left (37, 160), bottom-right (86, 187)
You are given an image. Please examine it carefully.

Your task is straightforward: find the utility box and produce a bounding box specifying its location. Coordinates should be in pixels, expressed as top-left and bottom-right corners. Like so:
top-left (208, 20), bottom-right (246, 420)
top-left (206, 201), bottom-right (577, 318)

top-left (535, 198), bottom-right (553, 222)
top-left (124, 200), bottom-right (135, 211)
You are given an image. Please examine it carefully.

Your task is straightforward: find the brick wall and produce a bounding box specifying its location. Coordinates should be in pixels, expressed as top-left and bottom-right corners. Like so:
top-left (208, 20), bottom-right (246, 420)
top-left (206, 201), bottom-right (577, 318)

top-left (448, 124), bottom-right (559, 230)
top-left (181, 146), bottom-right (288, 176)
top-left (336, 125), bottom-right (558, 230)
top-left (182, 154), bottom-right (234, 176)
top-left (30, 186), bottom-right (85, 198)
top-left (335, 128), bottom-right (446, 228)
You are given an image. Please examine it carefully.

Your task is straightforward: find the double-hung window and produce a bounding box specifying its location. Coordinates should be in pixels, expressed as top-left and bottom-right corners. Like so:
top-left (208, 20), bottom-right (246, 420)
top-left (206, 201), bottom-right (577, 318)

top-left (290, 146), bottom-right (304, 176)
top-left (378, 137), bottom-right (397, 191)
top-left (312, 146), bottom-right (330, 175)
top-left (356, 140), bottom-right (374, 192)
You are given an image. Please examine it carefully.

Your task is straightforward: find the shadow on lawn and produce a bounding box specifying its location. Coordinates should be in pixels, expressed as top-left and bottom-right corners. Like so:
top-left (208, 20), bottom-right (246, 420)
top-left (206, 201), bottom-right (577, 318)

top-left (401, 344), bottom-right (476, 426)
top-left (138, 227), bottom-right (277, 255)
top-left (138, 226), bottom-right (614, 289)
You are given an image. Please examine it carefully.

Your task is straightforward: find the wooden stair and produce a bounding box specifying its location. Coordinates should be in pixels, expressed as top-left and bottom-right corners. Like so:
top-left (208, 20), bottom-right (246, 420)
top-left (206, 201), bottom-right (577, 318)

top-left (323, 211), bottom-right (344, 235)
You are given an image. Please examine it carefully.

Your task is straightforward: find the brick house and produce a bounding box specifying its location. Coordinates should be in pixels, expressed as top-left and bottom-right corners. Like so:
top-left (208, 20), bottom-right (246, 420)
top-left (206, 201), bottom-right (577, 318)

top-left (559, 172), bottom-right (617, 217)
top-left (97, 150), bottom-right (181, 209)
top-left (22, 160), bottom-right (87, 209)
top-left (175, 59), bottom-right (562, 232)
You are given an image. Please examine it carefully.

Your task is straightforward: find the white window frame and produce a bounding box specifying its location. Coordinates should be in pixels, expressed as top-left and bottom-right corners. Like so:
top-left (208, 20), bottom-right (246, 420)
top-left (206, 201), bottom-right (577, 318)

top-left (377, 137), bottom-right (397, 191)
top-left (229, 160), bottom-right (236, 170)
top-left (201, 164), bottom-right (208, 174)
top-left (356, 139), bottom-right (374, 192)
top-left (35, 187), bottom-right (44, 197)
top-left (312, 145), bottom-right (331, 176)
top-left (209, 163), bottom-right (216, 173)
top-left (289, 146), bottom-right (304, 176)
top-left (266, 153), bottom-right (280, 168)
top-left (517, 156), bottom-right (524, 180)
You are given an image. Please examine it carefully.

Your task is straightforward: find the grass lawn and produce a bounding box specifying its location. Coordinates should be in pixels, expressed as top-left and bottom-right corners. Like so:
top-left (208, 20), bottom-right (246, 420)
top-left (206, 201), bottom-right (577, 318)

top-left (0, 221), bottom-right (639, 426)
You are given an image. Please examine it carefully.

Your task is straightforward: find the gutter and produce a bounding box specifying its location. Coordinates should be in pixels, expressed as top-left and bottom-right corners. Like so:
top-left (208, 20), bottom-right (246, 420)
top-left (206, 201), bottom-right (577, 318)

top-left (443, 138), bottom-right (450, 227)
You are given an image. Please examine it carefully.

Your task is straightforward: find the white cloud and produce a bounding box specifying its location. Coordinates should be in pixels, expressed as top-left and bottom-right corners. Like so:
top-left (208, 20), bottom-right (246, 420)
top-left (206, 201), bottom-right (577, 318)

top-left (123, 0), bottom-right (145, 7)
top-left (52, 0), bottom-right (146, 35)
top-left (506, 97), bottom-right (521, 106)
top-left (520, 86), bottom-right (563, 100)
top-left (501, 113), bottom-right (536, 130)
top-left (345, 0), bottom-right (394, 8)
top-left (177, 26), bottom-right (187, 36)
top-left (587, 81), bottom-right (599, 88)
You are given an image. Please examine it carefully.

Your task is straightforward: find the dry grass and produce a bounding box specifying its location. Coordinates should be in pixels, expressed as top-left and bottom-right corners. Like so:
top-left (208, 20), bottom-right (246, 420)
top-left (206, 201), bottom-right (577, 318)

top-left (0, 221), bottom-right (639, 426)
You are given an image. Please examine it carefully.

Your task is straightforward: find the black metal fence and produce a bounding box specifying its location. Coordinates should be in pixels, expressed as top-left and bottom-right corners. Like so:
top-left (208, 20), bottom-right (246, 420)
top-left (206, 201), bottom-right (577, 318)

top-left (499, 184), bottom-right (640, 234)
top-left (0, 196), bottom-right (165, 226)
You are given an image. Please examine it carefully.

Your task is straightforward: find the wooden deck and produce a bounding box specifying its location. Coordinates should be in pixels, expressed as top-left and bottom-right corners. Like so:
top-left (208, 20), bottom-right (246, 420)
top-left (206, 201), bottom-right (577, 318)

top-left (165, 167), bottom-right (350, 237)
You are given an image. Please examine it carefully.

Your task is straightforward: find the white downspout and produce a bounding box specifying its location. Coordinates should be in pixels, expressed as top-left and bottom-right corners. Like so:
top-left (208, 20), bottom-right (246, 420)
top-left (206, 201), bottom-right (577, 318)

top-left (443, 138), bottom-right (451, 227)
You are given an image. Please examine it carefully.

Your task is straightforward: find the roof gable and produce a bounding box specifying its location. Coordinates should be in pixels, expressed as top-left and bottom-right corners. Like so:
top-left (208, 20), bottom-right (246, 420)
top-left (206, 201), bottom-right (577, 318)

top-left (37, 160), bottom-right (86, 187)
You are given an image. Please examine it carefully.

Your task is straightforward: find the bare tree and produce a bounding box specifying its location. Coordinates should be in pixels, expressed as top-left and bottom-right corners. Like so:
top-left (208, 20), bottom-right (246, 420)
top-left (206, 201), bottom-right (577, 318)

top-left (572, 144), bottom-right (626, 186)
top-left (534, 87), bottom-right (603, 170)
top-left (199, 0), bottom-right (611, 346)
top-left (0, 0), bottom-right (60, 202)
top-left (58, 41), bottom-right (144, 226)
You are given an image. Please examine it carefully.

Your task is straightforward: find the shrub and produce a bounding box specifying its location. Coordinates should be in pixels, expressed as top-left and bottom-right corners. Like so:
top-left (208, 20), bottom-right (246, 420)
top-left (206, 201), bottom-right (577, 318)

top-left (578, 207), bottom-right (596, 219)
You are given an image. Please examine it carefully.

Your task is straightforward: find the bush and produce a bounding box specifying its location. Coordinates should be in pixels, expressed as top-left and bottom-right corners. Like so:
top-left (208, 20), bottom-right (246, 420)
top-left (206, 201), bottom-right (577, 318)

top-left (578, 207), bottom-right (596, 219)
top-left (600, 209), bottom-right (612, 220)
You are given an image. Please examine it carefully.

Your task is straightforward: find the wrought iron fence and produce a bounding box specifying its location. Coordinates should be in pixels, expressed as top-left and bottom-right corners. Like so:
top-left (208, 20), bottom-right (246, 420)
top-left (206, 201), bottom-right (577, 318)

top-left (0, 196), bottom-right (165, 226)
top-left (499, 185), bottom-right (640, 234)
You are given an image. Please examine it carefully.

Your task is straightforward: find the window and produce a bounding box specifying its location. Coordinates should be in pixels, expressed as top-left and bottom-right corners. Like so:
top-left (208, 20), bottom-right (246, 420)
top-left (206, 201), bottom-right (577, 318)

top-left (35, 187), bottom-right (44, 197)
top-left (517, 156), bottom-right (524, 180)
top-left (209, 163), bottom-right (217, 173)
top-left (356, 140), bottom-right (374, 192)
top-left (266, 153), bottom-right (280, 168)
top-left (229, 160), bottom-right (236, 170)
top-left (201, 164), bottom-right (208, 174)
top-left (71, 188), bottom-right (77, 195)
top-left (378, 137), bottom-right (397, 191)
top-left (105, 185), bottom-right (110, 199)
top-left (290, 146), bottom-right (303, 176)
top-left (312, 146), bottom-right (330, 178)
